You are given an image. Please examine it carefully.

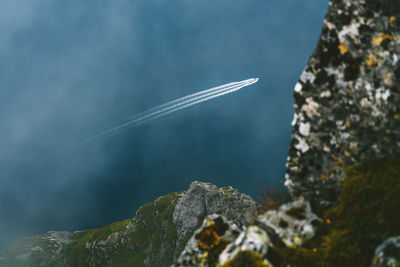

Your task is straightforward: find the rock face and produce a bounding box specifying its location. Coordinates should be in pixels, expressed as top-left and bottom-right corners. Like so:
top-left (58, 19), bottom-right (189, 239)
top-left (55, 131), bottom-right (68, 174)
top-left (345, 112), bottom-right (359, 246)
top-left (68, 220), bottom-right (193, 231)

top-left (372, 236), bottom-right (400, 267)
top-left (173, 181), bottom-right (258, 249)
top-left (0, 182), bottom-right (257, 267)
top-left (285, 0), bottom-right (400, 206)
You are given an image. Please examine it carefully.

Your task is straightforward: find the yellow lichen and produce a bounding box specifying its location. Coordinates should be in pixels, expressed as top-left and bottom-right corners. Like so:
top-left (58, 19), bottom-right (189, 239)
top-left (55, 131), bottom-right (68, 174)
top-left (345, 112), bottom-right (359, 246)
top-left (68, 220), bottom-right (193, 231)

top-left (338, 43), bottom-right (348, 55)
top-left (366, 54), bottom-right (382, 67)
top-left (345, 118), bottom-right (351, 128)
top-left (196, 228), bottom-right (221, 250)
top-left (385, 73), bottom-right (393, 85)
top-left (371, 34), bottom-right (393, 45)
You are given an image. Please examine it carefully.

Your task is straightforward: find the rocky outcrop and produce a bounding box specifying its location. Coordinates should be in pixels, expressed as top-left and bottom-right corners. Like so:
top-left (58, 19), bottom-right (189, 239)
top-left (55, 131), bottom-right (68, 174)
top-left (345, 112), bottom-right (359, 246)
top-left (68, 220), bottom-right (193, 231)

top-left (256, 199), bottom-right (319, 247)
top-left (174, 214), bottom-right (274, 267)
top-left (174, 199), bottom-right (319, 266)
top-left (173, 158), bottom-right (400, 266)
top-left (285, 0), bottom-right (400, 206)
top-left (372, 236), bottom-right (400, 267)
top-left (173, 181), bottom-right (258, 250)
top-left (0, 182), bottom-right (257, 267)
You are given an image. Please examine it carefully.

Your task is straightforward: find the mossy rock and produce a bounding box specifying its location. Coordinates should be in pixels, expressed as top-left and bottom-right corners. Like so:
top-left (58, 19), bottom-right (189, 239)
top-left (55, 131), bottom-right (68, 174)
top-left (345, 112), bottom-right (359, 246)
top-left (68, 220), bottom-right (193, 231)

top-left (269, 156), bottom-right (400, 267)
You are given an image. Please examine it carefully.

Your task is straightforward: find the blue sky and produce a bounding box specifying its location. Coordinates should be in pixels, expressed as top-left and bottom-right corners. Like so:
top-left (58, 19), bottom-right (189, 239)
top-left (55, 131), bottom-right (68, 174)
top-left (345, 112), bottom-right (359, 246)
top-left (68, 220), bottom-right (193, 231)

top-left (0, 0), bottom-right (328, 246)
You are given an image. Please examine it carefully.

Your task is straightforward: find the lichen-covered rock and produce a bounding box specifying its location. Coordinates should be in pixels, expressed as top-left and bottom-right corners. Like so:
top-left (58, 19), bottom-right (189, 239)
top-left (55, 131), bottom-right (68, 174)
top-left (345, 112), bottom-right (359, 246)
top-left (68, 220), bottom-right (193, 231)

top-left (372, 236), bottom-right (400, 267)
top-left (285, 0), bottom-right (400, 206)
top-left (219, 226), bottom-right (272, 266)
top-left (174, 215), bottom-right (274, 267)
top-left (173, 181), bottom-right (258, 249)
top-left (173, 214), bottom-right (244, 267)
top-left (256, 199), bottom-right (319, 247)
top-left (174, 200), bottom-right (320, 266)
top-left (0, 182), bottom-right (256, 267)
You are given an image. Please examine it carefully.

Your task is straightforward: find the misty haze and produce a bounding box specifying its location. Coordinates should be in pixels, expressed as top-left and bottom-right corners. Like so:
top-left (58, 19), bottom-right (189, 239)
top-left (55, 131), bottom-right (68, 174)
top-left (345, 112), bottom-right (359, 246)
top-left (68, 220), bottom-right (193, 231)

top-left (0, 0), bottom-right (328, 247)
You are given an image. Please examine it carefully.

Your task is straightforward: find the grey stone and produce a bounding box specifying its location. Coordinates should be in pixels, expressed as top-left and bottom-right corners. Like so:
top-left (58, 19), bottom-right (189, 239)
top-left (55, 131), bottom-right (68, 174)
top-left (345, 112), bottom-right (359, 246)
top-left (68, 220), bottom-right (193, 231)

top-left (372, 236), bottom-right (400, 267)
top-left (173, 181), bottom-right (258, 248)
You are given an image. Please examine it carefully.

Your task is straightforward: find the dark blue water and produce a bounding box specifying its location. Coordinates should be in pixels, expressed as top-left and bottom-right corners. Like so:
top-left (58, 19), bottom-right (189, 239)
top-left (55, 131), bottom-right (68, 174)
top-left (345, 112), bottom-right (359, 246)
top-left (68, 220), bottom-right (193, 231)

top-left (0, 0), bottom-right (328, 246)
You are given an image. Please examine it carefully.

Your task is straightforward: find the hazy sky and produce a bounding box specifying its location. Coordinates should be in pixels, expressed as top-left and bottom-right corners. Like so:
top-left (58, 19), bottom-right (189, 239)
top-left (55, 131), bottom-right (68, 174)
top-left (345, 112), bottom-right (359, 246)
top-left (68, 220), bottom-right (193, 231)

top-left (0, 0), bottom-right (328, 246)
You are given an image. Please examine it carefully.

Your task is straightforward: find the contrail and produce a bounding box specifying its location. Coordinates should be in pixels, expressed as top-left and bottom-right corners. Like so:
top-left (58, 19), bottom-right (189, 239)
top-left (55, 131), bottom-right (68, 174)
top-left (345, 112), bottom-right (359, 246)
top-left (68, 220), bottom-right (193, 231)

top-left (81, 78), bottom-right (259, 145)
top-left (126, 78), bottom-right (257, 121)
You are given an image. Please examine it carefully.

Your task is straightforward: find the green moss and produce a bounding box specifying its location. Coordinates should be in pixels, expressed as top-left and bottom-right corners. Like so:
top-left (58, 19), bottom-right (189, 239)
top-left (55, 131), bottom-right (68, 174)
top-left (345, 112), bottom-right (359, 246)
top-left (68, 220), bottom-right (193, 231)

top-left (208, 240), bottom-right (230, 266)
top-left (64, 219), bottom-right (131, 265)
top-left (61, 191), bottom-right (182, 267)
top-left (269, 156), bottom-right (400, 267)
top-left (220, 251), bottom-right (272, 267)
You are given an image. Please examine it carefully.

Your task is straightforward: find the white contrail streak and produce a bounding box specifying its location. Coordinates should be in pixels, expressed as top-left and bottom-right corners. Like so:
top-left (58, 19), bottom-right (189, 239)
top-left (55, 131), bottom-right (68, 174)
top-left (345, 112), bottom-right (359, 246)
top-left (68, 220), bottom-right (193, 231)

top-left (126, 78), bottom-right (257, 121)
top-left (81, 78), bottom-right (259, 144)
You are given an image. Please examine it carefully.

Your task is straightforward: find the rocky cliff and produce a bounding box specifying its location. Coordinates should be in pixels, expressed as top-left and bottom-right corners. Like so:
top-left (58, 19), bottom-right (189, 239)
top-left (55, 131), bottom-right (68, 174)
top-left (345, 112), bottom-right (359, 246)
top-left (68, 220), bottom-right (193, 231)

top-left (0, 182), bottom-right (257, 267)
top-left (285, 0), bottom-right (400, 207)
